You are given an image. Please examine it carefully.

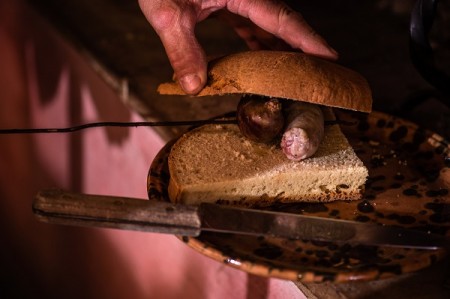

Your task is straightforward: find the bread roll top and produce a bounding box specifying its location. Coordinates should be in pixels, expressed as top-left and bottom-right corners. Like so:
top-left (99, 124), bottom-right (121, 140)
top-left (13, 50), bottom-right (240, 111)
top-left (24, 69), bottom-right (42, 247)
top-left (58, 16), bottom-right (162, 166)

top-left (158, 51), bottom-right (372, 113)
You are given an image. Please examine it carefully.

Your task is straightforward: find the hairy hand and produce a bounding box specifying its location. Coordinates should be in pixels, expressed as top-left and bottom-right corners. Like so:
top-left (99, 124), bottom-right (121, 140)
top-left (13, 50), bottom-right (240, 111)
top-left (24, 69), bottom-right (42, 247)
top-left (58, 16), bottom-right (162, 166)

top-left (139, 0), bottom-right (338, 94)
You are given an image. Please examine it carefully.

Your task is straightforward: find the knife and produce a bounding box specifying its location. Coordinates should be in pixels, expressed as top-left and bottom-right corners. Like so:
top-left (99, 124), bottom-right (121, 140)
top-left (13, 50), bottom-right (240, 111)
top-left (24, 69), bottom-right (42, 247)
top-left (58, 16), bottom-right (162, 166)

top-left (32, 189), bottom-right (450, 250)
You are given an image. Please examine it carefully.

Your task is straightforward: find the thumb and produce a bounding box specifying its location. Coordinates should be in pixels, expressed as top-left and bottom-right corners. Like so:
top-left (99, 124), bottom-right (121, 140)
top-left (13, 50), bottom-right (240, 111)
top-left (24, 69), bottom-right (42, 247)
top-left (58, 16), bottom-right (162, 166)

top-left (140, 3), bottom-right (207, 94)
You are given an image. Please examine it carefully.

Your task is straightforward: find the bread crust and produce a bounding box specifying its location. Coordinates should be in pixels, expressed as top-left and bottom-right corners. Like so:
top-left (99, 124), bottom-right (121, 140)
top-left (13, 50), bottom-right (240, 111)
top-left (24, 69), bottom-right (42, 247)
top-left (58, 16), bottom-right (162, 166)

top-left (158, 51), bottom-right (372, 113)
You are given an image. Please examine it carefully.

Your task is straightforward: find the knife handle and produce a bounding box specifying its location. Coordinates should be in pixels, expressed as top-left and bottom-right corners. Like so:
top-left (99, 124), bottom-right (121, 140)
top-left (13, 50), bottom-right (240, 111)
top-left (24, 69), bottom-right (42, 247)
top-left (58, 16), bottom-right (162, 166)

top-left (33, 189), bottom-right (201, 237)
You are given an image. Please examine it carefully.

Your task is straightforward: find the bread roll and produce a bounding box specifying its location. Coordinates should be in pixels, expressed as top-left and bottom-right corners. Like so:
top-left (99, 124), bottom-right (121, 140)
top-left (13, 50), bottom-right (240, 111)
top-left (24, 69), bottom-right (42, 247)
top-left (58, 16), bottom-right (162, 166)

top-left (158, 50), bottom-right (372, 113)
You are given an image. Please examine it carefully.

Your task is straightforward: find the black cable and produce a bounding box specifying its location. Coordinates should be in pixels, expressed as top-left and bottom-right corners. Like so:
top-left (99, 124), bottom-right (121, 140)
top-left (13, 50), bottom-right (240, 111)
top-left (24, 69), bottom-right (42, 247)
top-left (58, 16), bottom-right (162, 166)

top-left (0, 119), bottom-right (354, 135)
top-left (0, 119), bottom-right (238, 134)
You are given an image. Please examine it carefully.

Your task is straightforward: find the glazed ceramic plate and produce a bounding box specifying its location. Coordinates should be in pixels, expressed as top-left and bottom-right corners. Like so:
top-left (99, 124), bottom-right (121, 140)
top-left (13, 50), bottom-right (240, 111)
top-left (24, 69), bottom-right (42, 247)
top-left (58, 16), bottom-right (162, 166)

top-left (147, 111), bottom-right (450, 283)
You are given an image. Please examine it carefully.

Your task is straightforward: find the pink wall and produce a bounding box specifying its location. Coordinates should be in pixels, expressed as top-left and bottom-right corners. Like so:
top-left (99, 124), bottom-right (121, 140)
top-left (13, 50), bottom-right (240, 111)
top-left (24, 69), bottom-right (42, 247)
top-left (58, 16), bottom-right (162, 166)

top-left (0, 1), bottom-right (306, 298)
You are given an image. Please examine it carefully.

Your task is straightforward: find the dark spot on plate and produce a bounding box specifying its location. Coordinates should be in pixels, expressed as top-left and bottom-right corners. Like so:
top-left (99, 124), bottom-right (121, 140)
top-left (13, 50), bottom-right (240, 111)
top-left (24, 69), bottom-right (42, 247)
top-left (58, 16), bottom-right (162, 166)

top-left (439, 189), bottom-right (449, 196)
top-left (414, 150), bottom-right (434, 160)
top-left (424, 203), bottom-right (450, 223)
top-left (357, 120), bottom-right (370, 132)
top-left (386, 213), bottom-right (399, 220)
top-left (370, 156), bottom-right (385, 168)
top-left (329, 209), bottom-right (340, 217)
top-left (301, 203), bottom-right (329, 213)
top-left (379, 264), bottom-right (403, 276)
top-left (397, 215), bottom-right (416, 225)
top-left (426, 189), bottom-right (448, 197)
top-left (327, 243), bottom-right (339, 251)
top-left (386, 121), bottom-right (395, 128)
top-left (347, 245), bottom-right (380, 264)
top-left (311, 240), bottom-right (330, 247)
top-left (403, 188), bottom-right (420, 196)
top-left (376, 119), bottom-right (386, 128)
top-left (413, 128), bottom-right (427, 144)
top-left (429, 213), bottom-right (450, 224)
top-left (369, 175), bottom-right (387, 183)
top-left (371, 186), bottom-right (385, 191)
top-left (429, 254), bottom-right (440, 264)
top-left (357, 200), bottom-right (375, 213)
top-left (392, 253), bottom-right (406, 259)
top-left (375, 212), bottom-right (385, 218)
top-left (423, 169), bottom-right (441, 182)
top-left (394, 173), bottom-right (405, 180)
top-left (355, 215), bottom-right (371, 222)
top-left (390, 183), bottom-right (402, 189)
top-left (253, 244), bottom-right (283, 259)
top-left (314, 259), bottom-right (333, 268)
top-left (445, 156), bottom-right (450, 168)
top-left (364, 194), bottom-right (377, 200)
top-left (402, 142), bottom-right (420, 153)
top-left (300, 257), bottom-right (309, 263)
top-left (315, 250), bottom-right (330, 258)
top-left (389, 126), bottom-right (408, 142)
top-left (354, 148), bottom-right (366, 155)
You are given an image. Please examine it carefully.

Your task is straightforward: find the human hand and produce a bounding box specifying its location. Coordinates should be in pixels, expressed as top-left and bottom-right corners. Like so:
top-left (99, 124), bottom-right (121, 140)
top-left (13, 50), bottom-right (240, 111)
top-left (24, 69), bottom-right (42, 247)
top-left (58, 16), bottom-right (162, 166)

top-left (138, 0), bottom-right (338, 95)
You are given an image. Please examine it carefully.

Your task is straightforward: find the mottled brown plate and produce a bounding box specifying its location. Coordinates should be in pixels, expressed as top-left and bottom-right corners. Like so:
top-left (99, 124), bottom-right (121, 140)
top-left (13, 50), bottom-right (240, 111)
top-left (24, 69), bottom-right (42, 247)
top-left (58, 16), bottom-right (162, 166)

top-left (147, 110), bottom-right (450, 283)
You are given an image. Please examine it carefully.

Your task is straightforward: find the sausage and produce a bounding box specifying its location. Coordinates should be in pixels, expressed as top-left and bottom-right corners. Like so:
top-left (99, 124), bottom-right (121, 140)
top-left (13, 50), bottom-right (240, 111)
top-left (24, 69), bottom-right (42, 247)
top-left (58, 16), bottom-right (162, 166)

top-left (236, 95), bottom-right (285, 143)
top-left (280, 101), bottom-right (324, 161)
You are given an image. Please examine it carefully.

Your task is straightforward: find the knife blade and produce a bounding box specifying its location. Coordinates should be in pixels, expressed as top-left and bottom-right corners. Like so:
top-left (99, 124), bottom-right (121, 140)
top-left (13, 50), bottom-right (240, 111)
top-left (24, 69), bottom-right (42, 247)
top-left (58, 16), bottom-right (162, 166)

top-left (33, 189), bottom-right (450, 250)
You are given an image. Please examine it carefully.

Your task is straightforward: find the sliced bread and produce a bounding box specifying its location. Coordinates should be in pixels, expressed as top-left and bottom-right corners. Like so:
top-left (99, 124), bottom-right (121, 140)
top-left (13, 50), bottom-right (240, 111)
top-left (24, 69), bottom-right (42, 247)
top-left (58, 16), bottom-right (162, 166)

top-left (168, 111), bottom-right (368, 207)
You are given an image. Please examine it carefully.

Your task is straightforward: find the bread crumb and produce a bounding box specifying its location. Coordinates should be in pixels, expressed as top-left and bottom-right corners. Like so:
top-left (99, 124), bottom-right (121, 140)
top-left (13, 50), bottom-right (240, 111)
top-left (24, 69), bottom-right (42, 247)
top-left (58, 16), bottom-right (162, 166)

top-left (369, 140), bottom-right (380, 146)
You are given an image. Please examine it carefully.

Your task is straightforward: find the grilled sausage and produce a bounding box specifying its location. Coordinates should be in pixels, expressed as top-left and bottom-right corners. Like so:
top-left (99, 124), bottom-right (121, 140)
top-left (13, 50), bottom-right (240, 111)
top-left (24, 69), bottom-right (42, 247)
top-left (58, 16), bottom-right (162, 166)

top-left (280, 101), bottom-right (324, 161)
top-left (236, 95), bottom-right (284, 143)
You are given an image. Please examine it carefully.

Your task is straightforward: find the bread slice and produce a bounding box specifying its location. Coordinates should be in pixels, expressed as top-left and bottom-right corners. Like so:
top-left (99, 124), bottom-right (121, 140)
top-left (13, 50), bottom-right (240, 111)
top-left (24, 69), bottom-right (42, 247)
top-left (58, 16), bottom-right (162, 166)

top-left (168, 110), bottom-right (368, 207)
top-left (158, 50), bottom-right (372, 113)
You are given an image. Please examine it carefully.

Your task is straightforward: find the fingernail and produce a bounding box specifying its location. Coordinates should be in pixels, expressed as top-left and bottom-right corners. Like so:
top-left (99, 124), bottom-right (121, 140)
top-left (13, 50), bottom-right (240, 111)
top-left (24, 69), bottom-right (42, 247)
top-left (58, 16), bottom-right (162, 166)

top-left (179, 74), bottom-right (201, 94)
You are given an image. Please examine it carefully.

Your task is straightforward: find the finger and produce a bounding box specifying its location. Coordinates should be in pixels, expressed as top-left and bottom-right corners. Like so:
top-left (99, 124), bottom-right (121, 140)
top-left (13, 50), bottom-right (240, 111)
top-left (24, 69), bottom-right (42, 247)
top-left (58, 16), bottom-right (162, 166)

top-left (217, 11), bottom-right (286, 50)
top-left (227, 0), bottom-right (338, 60)
top-left (233, 27), bottom-right (290, 50)
top-left (139, 1), bottom-right (207, 94)
top-left (235, 25), bottom-right (293, 51)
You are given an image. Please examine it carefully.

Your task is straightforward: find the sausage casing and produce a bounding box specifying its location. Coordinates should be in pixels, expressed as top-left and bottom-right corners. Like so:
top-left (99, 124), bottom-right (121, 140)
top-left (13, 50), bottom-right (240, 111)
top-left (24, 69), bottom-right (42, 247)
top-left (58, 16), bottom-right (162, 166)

top-left (236, 95), bottom-right (284, 143)
top-left (280, 102), bottom-right (324, 161)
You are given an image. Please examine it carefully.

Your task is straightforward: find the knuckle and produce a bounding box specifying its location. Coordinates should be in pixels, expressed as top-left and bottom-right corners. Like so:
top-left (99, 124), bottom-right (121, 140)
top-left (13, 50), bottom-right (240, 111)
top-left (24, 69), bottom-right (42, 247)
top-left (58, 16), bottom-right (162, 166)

top-left (150, 4), bottom-right (181, 32)
top-left (275, 5), bottom-right (296, 36)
